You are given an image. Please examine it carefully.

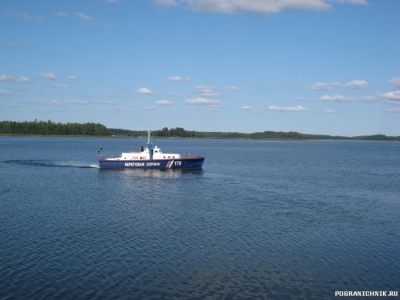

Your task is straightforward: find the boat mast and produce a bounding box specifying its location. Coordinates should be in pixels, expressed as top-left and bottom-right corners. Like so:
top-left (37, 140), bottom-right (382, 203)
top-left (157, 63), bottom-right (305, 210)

top-left (147, 130), bottom-right (151, 144)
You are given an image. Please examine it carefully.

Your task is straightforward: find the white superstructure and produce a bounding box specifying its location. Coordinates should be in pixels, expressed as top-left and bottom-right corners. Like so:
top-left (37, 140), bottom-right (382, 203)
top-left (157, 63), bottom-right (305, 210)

top-left (100, 130), bottom-right (181, 161)
top-left (114, 146), bottom-right (181, 161)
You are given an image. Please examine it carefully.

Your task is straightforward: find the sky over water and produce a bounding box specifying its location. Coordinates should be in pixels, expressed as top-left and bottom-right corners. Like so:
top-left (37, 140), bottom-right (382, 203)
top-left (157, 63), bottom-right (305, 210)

top-left (1, 0), bottom-right (399, 136)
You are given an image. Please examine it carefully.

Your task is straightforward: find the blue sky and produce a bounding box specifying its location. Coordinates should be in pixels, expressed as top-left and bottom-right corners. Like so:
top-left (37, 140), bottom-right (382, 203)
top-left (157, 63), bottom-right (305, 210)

top-left (1, 0), bottom-right (399, 136)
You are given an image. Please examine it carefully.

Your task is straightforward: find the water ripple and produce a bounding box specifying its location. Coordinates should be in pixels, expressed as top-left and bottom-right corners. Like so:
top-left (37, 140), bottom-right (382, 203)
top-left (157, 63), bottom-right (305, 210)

top-left (1, 138), bottom-right (399, 299)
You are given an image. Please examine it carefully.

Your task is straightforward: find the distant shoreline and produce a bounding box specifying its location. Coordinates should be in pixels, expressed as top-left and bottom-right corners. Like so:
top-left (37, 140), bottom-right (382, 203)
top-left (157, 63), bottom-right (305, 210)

top-left (1, 134), bottom-right (399, 142)
top-left (1, 121), bottom-right (398, 141)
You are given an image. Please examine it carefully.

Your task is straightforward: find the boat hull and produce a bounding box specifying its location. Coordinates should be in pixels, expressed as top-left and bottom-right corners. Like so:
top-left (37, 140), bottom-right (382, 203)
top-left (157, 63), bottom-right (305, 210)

top-left (99, 156), bottom-right (205, 169)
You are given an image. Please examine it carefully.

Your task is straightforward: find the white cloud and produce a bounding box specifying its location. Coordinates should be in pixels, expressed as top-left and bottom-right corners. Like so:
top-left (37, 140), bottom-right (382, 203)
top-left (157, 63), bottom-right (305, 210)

top-left (333, 0), bottom-right (367, 4)
top-left (75, 12), bottom-right (93, 21)
top-left (202, 92), bottom-right (222, 97)
top-left (25, 100), bottom-right (90, 106)
top-left (15, 77), bottom-right (31, 83)
top-left (41, 72), bottom-right (57, 80)
top-left (166, 92), bottom-right (184, 97)
top-left (298, 97), bottom-right (309, 101)
top-left (142, 105), bottom-right (157, 110)
top-left (202, 104), bottom-right (222, 111)
top-left (380, 90), bottom-right (400, 106)
top-left (133, 88), bottom-right (155, 95)
top-left (332, 82), bottom-right (343, 88)
top-left (268, 105), bottom-right (307, 111)
top-left (0, 89), bottom-right (11, 95)
top-left (345, 80), bottom-right (369, 89)
top-left (385, 108), bottom-right (400, 113)
top-left (318, 95), bottom-right (352, 102)
top-left (152, 0), bottom-right (178, 6)
top-left (109, 93), bottom-right (123, 97)
top-left (67, 75), bottom-right (79, 80)
top-left (322, 109), bottom-right (337, 113)
top-left (96, 100), bottom-right (117, 104)
top-left (379, 91), bottom-right (400, 100)
top-left (185, 98), bottom-right (221, 105)
top-left (308, 82), bottom-right (330, 91)
top-left (359, 96), bottom-right (376, 101)
top-left (167, 76), bottom-right (183, 82)
top-left (184, 101), bottom-right (223, 110)
top-left (241, 105), bottom-right (261, 112)
top-left (52, 83), bottom-right (69, 88)
top-left (152, 0), bottom-right (366, 15)
top-left (184, 0), bottom-right (330, 14)
top-left (43, 100), bottom-right (85, 106)
top-left (384, 100), bottom-right (400, 106)
top-left (226, 86), bottom-right (239, 90)
top-left (22, 100), bottom-right (57, 106)
top-left (196, 86), bottom-right (221, 97)
top-left (70, 100), bottom-right (89, 105)
top-left (54, 11), bottom-right (69, 17)
top-left (318, 94), bottom-right (377, 102)
top-left (156, 100), bottom-right (173, 105)
top-left (389, 77), bottom-right (400, 89)
top-left (196, 86), bottom-right (217, 93)
top-left (0, 75), bottom-right (32, 83)
top-left (49, 100), bottom-right (67, 106)
top-left (2, 12), bottom-right (44, 22)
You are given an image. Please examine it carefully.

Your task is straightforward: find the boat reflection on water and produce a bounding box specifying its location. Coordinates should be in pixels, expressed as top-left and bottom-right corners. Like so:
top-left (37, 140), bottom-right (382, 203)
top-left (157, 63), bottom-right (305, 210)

top-left (99, 167), bottom-right (203, 178)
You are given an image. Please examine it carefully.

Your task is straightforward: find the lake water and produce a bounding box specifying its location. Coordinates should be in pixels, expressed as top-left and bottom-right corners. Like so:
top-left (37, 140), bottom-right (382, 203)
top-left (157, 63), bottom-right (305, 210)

top-left (0, 137), bottom-right (399, 299)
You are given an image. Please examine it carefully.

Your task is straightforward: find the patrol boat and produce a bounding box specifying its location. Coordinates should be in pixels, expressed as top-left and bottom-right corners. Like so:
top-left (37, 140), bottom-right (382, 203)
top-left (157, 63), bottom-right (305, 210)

top-left (98, 131), bottom-right (205, 169)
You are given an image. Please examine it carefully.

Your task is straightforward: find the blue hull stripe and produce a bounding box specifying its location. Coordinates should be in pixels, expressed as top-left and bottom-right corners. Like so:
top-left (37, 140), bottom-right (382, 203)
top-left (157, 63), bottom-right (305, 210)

top-left (99, 157), bottom-right (204, 169)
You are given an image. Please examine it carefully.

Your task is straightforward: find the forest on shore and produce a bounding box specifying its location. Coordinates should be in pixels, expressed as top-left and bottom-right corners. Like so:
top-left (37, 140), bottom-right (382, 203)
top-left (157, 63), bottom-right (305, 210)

top-left (1, 120), bottom-right (399, 141)
top-left (0, 120), bottom-right (110, 136)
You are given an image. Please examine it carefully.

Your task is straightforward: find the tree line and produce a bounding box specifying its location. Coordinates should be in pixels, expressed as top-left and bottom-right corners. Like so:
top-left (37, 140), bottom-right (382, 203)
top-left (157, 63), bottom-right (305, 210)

top-left (1, 121), bottom-right (398, 140)
top-left (0, 120), bottom-right (110, 136)
top-left (110, 127), bottom-right (399, 141)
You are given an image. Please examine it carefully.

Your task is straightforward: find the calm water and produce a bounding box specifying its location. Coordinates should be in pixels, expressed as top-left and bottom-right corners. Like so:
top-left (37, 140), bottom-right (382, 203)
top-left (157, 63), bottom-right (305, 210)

top-left (0, 137), bottom-right (399, 299)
